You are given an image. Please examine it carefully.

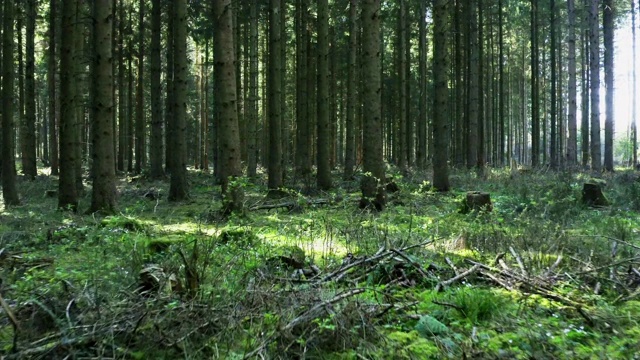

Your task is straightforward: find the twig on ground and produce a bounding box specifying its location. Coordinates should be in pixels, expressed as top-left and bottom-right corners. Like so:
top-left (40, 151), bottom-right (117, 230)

top-left (509, 246), bottom-right (528, 277)
top-left (435, 264), bottom-right (480, 292)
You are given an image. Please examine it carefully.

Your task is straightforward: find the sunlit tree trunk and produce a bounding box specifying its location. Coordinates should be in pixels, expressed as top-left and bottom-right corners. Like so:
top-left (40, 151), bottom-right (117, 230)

top-left (214, 0), bottom-right (244, 214)
top-left (567, 0), bottom-right (578, 166)
top-left (633, 0), bottom-right (638, 167)
top-left (467, 0), bottom-right (479, 169)
top-left (164, 0), bottom-right (174, 174)
top-left (360, 0), bottom-right (385, 210)
top-left (603, 0), bottom-right (614, 171)
top-left (589, 0), bottom-right (601, 171)
top-left (550, 0), bottom-right (558, 169)
top-left (49, 0), bottom-right (59, 176)
top-left (417, 0), bottom-right (428, 168)
top-left (134, 0), bottom-right (145, 174)
top-left (581, 17), bottom-right (590, 168)
top-left (90, 0), bottom-right (117, 214)
top-left (344, 0), bottom-right (358, 179)
top-left (2, 0), bottom-right (20, 205)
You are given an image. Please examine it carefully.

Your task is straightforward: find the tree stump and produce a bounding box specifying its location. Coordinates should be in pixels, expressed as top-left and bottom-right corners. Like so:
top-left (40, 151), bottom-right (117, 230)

top-left (461, 191), bottom-right (492, 213)
top-left (582, 182), bottom-right (609, 207)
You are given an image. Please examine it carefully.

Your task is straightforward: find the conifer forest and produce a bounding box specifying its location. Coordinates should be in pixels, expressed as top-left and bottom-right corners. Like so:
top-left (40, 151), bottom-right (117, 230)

top-left (2, 0), bottom-right (640, 358)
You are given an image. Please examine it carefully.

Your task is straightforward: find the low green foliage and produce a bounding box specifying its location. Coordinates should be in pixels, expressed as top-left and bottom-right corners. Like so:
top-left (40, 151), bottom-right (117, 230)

top-left (2, 169), bottom-right (640, 358)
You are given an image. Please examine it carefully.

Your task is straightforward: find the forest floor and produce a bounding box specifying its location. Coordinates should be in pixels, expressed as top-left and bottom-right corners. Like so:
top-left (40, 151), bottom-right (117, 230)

top-left (1, 166), bottom-right (640, 359)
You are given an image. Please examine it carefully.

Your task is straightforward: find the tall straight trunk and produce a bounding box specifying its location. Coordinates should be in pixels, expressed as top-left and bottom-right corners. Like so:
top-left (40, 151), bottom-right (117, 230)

top-left (23, 0), bottom-right (37, 179)
top-left (405, 4), bottom-right (413, 167)
top-left (633, 0), bottom-right (638, 167)
top-left (433, 0), bottom-right (450, 190)
top-left (454, 0), bottom-right (463, 167)
top-left (59, 0), bottom-right (79, 210)
top-left (417, 0), bottom-right (428, 168)
top-left (344, 0), bottom-right (357, 179)
top-left (168, 0), bottom-right (188, 201)
top-left (280, 0), bottom-right (289, 178)
top-left (74, 0), bottom-right (85, 193)
top-left (149, 0), bottom-right (163, 178)
top-left (567, 0), bottom-right (578, 165)
top-left (603, 0), bottom-right (614, 171)
top-left (127, 27), bottom-right (134, 173)
top-left (134, 0), bottom-right (145, 174)
top-left (360, 0), bottom-right (385, 210)
top-left (531, 0), bottom-right (540, 167)
top-left (498, 0), bottom-right (505, 165)
top-left (117, 0), bottom-right (126, 172)
top-left (581, 27), bottom-right (590, 168)
top-left (214, 0), bottom-right (244, 214)
top-left (316, 0), bottom-right (332, 189)
top-left (589, 0), bottom-right (601, 171)
top-left (477, 0), bottom-right (485, 170)
top-left (397, 0), bottom-right (407, 170)
top-left (550, 0), bottom-right (558, 169)
top-left (2, 0), bottom-right (20, 205)
top-left (165, 0), bottom-right (174, 173)
top-left (247, 0), bottom-right (258, 177)
top-left (17, 9), bottom-right (26, 177)
top-left (467, 0), bottom-right (479, 169)
top-left (268, 0), bottom-right (283, 190)
top-left (49, 0), bottom-right (59, 175)
top-left (90, 0), bottom-right (117, 213)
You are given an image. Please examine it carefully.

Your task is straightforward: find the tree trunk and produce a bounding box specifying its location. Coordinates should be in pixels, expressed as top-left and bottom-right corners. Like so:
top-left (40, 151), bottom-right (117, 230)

top-left (343, 0), bottom-right (357, 179)
top-left (603, 0), bottom-right (614, 171)
top-left (467, 0), bottom-right (479, 169)
top-left (168, 0), bottom-right (188, 201)
top-left (90, 0), bottom-right (117, 214)
top-left (567, 0), bottom-right (577, 166)
top-left (149, 0), bottom-right (163, 178)
top-left (581, 21), bottom-right (590, 168)
top-left (589, 0), bottom-right (601, 171)
top-left (360, 0), bottom-right (385, 210)
top-left (134, 0), bottom-right (145, 174)
top-left (550, 0), bottom-right (558, 169)
top-left (214, 0), bottom-right (244, 214)
top-left (433, 0), bottom-right (450, 191)
top-left (2, 0), bottom-right (20, 205)
top-left (633, 0), bottom-right (638, 167)
top-left (531, 0), bottom-right (540, 167)
top-left (397, 0), bottom-right (407, 171)
top-left (164, 0), bottom-right (174, 174)
top-left (247, 0), bottom-right (258, 177)
top-left (48, 0), bottom-right (59, 176)
top-left (417, 0), bottom-right (428, 168)
top-left (117, 0), bottom-right (126, 172)
top-left (316, 0), bottom-right (332, 190)
top-left (23, 0), bottom-right (37, 179)
top-left (268, 0), bottom-right (283, 190)
top-left (59, 0), bottom-right (79, 211)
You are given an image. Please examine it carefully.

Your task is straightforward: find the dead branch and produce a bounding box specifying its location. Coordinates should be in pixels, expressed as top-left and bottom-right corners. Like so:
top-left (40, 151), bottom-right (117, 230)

top-left (509, 246), bottom-right (528, 277)
top-left (390, 249), bottom-right (432, 281)
top-left (435, 264), bottom-right (480, 292)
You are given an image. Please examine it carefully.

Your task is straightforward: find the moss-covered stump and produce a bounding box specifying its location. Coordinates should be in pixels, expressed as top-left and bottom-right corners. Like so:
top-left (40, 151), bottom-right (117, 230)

top-left (582, 181), bottom-right (609, 207)
top-left (461, 191), bottom-right (493, 214)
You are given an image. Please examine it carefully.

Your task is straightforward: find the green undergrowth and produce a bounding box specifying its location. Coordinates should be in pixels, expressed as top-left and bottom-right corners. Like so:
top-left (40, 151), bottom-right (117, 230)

top-left (1, 168), bottom-right (640, 358)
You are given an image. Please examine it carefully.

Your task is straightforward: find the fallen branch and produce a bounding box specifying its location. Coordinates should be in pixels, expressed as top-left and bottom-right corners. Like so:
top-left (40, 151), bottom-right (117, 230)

top-left (244, 288), bottom-right (367, 359)
top-left (435, 264), bottom-right (480, 292)
top-left (250, 199), bottom-right (331, 211)
top-left (509, 246), bottom-right (528, 277)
